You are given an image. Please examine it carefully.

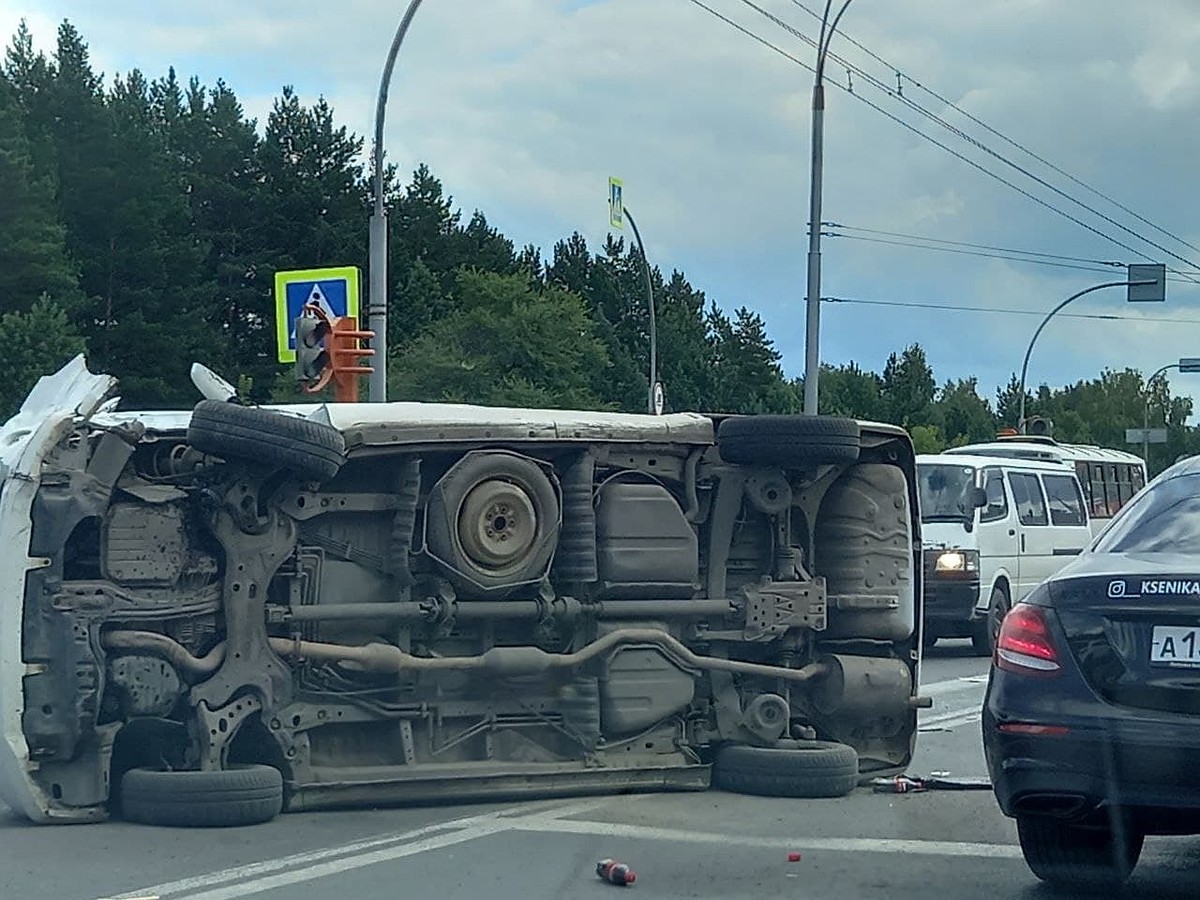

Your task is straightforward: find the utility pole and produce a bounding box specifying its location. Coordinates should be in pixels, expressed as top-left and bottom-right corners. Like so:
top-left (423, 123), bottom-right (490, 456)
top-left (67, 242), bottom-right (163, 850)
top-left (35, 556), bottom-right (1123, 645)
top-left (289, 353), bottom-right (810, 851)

top-left (624, 209), bottom-right (658, 415)
top-left (802, 0), bottom-right (854, 416)
top-left (367, 0), bottom-right (425, 402)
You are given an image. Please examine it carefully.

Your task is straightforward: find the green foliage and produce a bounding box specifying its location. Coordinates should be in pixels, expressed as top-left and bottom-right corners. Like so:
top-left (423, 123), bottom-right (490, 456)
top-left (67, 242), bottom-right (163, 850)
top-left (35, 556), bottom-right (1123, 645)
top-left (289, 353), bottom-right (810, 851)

top-left (908, 424), bottom-right (945, 455)
top-left (882, 344), bottom-right (937, 426)
top-left (0, 295), bottom-right (86, 420)
top-left (937, 378), bottom-right (997, 446)
top-left (387, 270), bottom-right (612, 410)
top-left (0, 75), bottom-right (80, 312)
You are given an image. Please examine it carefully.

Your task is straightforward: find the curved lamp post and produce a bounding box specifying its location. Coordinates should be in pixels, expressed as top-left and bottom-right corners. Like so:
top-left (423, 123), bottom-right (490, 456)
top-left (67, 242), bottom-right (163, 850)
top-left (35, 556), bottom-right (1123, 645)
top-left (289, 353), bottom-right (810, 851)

top-left (1143, 362), bottom-right (1180, 463)
top-left (1017, 266), bottom-right (1165, 432)
top-left (802, 0), bottom-right (854, 416)
top-left (368, 0), bottom-right (426, 403)
top-left (623, 208), bottom-right (659, 415)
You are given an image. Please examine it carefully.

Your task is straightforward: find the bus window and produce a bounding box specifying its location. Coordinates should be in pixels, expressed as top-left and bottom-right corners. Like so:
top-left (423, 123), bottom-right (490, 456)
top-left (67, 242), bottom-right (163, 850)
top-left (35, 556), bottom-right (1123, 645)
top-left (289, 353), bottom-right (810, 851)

top-left (1132, 466), bottom-right (1146, 492)
top-left (1088, 463), bottom-right (1107, 517)
top-left (1076, 462), bottom-right (1091, 506)
top-left (1118, 465), bottom-right (1134, 504)
top-left (1105, 464), bottom-right (1121, 515)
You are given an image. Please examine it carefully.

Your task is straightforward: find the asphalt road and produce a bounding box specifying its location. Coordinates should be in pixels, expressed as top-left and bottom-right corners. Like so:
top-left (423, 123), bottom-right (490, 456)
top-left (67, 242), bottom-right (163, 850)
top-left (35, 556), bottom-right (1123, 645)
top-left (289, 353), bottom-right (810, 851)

top-left (2, 639), bottom-right (1199, 900)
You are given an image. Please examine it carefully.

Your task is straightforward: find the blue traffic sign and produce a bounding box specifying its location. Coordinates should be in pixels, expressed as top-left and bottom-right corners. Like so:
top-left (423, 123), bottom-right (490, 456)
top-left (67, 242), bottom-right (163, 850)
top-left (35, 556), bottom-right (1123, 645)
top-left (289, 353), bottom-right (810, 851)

top-left (274, 266), bottom-right (361, 362)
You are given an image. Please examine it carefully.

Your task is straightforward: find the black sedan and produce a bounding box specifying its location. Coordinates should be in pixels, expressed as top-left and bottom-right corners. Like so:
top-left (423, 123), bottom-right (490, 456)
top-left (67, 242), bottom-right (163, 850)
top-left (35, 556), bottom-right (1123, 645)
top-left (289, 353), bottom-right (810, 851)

top-left (983, 456), bottom-right (1200, 889)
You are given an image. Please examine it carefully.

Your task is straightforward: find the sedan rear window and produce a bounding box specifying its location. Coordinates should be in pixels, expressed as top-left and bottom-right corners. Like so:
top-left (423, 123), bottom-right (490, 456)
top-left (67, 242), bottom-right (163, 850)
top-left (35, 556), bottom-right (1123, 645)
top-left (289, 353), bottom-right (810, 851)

top-left (1094, 473), bottom-right (1200, 554)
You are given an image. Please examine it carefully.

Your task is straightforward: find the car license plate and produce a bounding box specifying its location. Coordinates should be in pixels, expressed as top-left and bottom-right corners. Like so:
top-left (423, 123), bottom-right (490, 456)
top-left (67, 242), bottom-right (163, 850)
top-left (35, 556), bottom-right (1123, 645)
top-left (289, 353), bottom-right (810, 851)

top-left (1150, 626), bottom-right (1200, 666)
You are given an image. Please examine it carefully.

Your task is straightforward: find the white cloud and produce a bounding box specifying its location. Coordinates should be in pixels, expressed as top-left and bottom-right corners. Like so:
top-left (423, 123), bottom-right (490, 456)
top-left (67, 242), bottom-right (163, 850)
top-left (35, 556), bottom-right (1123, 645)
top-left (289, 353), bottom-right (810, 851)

top-left (7, 0), bottom-right (1200, 418)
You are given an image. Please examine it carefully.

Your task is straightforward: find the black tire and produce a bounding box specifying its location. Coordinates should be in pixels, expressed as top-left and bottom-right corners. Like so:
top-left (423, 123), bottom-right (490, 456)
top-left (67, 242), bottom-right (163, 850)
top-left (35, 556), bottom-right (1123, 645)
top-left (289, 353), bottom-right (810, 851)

top-left (187, 399), bottom-right (346, 483)
top-left (121, 764), bottom-right (284, 828)
top-left (713, 740), bottom-right (859, 799)
top-left (717, 415), bottom-right (861, 467)
top-left (1016, 815), bottom-right (1143, 889)
top-left (972, 585), bottom-right (1009, 657)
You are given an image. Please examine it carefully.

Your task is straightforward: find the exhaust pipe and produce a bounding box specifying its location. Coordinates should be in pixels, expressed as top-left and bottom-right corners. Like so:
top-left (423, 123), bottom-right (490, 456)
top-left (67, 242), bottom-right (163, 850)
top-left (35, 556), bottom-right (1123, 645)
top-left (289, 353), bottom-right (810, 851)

top-left (102, 628), bottom-right (830, 684)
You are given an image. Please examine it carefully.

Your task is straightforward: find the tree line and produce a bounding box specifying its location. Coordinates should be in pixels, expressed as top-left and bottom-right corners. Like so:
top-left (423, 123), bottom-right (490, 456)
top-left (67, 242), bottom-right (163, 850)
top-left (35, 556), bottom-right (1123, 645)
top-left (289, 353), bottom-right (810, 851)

top-left (2, 20), bottom-right (1194, 475)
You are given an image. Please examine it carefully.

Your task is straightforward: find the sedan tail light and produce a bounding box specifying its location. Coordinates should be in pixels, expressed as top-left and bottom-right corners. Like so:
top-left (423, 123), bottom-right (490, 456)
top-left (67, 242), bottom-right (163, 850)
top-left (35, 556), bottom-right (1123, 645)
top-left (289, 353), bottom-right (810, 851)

top-left (995, 603), bottom-right (1062, 676)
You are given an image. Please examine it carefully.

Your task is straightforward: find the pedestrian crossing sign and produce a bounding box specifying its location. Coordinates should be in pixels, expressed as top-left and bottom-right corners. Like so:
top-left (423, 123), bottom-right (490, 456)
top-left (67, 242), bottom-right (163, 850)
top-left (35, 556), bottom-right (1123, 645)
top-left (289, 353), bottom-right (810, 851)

top-left (274, 266), bottom-right (361, 363)
top-left (609, 177), bottom-right (623, 230)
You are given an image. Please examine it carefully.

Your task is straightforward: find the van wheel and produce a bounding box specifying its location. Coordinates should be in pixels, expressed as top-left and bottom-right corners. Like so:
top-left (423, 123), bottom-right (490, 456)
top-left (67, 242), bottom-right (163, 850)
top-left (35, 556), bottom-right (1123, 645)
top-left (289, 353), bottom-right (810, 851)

top-left (717, 415), bottom-right (860, 467)
top-left (187, 400), bottom-right (346, 484)
top-left (713, 740), bottom-right (860, 799)
top-left (120, 764), bottom-right (284, 828)
top-left (972, 586), bottom-right (1009, 656)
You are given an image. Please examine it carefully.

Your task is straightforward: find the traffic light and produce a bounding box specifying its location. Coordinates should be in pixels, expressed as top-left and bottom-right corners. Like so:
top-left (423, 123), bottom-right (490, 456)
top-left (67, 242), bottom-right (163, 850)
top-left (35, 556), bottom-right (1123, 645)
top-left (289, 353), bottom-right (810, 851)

top-left (294, 305), bottom-right (333, 391)
top-left (292, 301), bottom-right (374, 401)
top-left (1024, 415), bottom-right (1053, 437)
top-left (328, 317), bottom-right (375, 402)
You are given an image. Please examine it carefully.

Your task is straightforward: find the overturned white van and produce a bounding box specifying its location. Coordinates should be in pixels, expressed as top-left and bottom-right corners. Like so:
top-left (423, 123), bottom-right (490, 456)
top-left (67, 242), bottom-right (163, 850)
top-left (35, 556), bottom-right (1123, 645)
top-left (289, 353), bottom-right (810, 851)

top-left (0, 357), bottom-right (926, 826)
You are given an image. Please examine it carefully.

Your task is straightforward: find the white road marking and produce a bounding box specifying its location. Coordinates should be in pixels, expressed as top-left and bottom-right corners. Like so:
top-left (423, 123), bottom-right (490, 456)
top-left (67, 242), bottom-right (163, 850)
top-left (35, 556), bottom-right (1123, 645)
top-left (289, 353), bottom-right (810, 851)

top-left (508, 816), bottom-right (1022, 860)
top-left (110, 780), bottom-right (1022, 899)
top-left (107, 797), bottom-right (618, 900)
top-left (173, 823), bottom-right (508, 900)
top-left (917, 672), bottom-right (988, 731)
top-left (920, 707), bottom-right (983, 731)
top-left (105, 675), bottom-right (999, 898)
top-left (919, 673), bottom-right (990, 697)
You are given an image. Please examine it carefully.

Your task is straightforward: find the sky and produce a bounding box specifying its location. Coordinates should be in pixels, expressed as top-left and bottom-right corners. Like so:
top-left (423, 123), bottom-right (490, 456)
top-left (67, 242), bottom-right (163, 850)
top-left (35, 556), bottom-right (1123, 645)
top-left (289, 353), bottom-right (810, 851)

top-left (4, 0), bottom-right (1200, 420)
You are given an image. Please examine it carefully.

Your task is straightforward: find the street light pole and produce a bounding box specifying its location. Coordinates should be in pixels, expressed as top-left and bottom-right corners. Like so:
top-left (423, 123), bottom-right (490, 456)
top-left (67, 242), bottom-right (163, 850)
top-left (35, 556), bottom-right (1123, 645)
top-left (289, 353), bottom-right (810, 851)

top-left (1143, 363), bottom-right (1179, 464)
top-left (802, 0), bottom-right (853, 416)
top-left (1017, 280), bottom-right (1137, 432)
top-left (624, 208), bottom-right (658, 415)
top-left (368, 0), bottom-right (425, 403)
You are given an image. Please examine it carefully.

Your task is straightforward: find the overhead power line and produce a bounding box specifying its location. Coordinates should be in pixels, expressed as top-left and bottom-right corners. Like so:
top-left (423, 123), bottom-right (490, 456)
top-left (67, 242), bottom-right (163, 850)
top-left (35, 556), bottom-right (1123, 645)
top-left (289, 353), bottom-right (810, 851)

top-left (681, 0), bottom-right (1157, 274)
top-left (787, 0), bottom-right (1200, 259)
top-left (823, 232), bottom-right (1124, 276)
top-left (824, 231), bottom-right (1200, 283)
top-left (822, 295), bottom-right (1200, 325)
top-left (731, 0), bottom-right (1200, 282)
top-left (825, 223), bottom-right (1125, 268)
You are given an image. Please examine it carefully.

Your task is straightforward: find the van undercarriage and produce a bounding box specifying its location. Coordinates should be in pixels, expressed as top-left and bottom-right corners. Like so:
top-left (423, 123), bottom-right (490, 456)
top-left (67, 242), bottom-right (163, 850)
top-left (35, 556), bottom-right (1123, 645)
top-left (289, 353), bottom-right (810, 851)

top-left (0, 358), bottom-right (924, 825)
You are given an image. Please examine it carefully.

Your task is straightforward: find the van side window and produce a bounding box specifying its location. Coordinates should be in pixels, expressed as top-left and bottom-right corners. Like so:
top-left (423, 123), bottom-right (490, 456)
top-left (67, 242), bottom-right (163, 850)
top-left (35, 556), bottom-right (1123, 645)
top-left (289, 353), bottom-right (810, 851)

top-left (1042, 474), bottom-right (1087, 527)
top-left (1008, 472), bottom-right (1048, 526)
top-left (980, 469), bottom-right (1008, 523)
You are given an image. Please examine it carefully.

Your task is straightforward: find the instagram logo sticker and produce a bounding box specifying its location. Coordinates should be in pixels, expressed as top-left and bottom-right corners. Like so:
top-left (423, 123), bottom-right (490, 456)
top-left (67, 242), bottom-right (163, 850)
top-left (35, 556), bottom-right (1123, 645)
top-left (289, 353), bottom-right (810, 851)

top-left (1107, 580), bottom-right (1127, 598)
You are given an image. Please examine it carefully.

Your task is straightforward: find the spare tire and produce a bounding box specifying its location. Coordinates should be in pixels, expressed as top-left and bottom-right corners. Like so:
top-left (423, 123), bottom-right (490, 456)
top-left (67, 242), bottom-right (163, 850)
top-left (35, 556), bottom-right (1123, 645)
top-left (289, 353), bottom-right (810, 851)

top-left (120, 764), bottom-right (284, 827)
top-left (187, 400), bottom-right (346, 483)
top-left (713, 739), bottom-right (860, 798)
top-left (718, 415), bottom-right (860, 467)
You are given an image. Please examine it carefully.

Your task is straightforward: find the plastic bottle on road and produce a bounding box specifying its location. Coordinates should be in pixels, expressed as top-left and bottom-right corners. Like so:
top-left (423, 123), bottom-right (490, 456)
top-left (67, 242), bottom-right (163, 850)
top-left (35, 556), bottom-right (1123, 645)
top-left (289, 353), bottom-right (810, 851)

top-left (596, 858), bottom-right (636, 886)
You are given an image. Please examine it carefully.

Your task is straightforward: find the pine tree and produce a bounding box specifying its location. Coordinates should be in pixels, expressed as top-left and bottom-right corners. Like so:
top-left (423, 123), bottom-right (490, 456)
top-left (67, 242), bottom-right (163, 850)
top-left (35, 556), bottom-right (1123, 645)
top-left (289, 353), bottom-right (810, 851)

top-left (1, 295), bottom-right (86, 420)
top-left (0, 74), bottom-right (81, 312)
top-left (388, 270), bottom-right (611, 410)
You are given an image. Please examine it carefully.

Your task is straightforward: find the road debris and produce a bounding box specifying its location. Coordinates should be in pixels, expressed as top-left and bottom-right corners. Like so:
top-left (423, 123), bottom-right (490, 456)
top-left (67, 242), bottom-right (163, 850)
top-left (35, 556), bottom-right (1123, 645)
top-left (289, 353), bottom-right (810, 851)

top-left (871, 774), bottom-right (991, 793)
top-left (596, 858), bottom-right (637, 886)
top-left (787, 851), bottom-right (803, 862)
